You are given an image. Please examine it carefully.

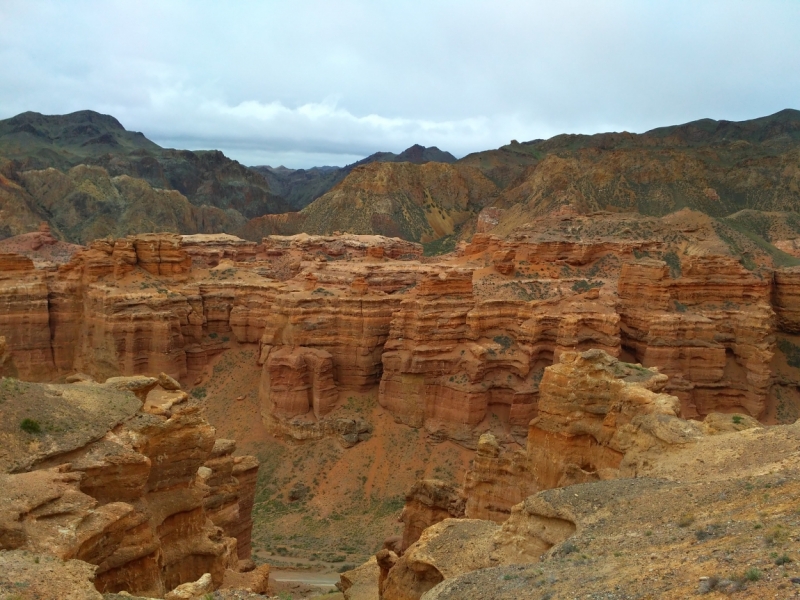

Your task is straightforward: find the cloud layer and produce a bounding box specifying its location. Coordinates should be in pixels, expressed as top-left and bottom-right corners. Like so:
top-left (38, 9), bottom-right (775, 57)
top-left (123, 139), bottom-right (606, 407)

top-left (1, 0), bottom-right (799, 167)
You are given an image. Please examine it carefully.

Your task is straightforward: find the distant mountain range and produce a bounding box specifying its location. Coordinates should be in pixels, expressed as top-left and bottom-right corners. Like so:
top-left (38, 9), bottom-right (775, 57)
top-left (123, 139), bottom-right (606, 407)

top-left (1, 108), bottom-right (800, 254)
top-left (251, 143), bottom-right (456, 210)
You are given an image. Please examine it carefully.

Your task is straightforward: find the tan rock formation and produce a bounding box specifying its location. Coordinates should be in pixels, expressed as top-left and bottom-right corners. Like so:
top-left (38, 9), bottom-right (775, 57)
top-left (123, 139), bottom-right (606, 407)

top-left (0, 376), bottom-right (259, 598)
top-left (419, 418), bottom-right (800, 599)
top-left (398, 480), bottom-right (465, 553)
top-left (462, 433), bottom-right (536, 522)
top-left (381, 519), bottom-right (501, 600)
top-left (340, 555), bottom-right (380, 600)
top-left (527, 349), bottom-right (684, 489)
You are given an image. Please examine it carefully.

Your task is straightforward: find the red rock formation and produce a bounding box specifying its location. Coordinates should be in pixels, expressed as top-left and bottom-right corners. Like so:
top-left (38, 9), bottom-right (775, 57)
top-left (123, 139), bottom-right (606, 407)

top-left (773, 266), bottom-right (800, 333)
top-left (379, 268), bottom-right (620, 445)
top-left (260, 346), bottom-right (337, 420)
top-left (618, 256), bottom-right (774, 417)
top-left (260, 233), bottom-right (423, 261)
top-left (181, 233), bottom-right (257, 267)
top-left (0, 253), bottom-right (54, 380)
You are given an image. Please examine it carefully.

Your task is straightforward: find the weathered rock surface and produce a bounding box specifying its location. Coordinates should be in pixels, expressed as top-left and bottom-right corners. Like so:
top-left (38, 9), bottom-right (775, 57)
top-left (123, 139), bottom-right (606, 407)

top-left (0, 216), bottom-right (794, 446)
top-left (462, 433), bottom-right (536, 523)
top-left (0, 376), bottom-right (259, 598)
top-left (398, 480), bottom-right (465, 553)
top-left (388, 407), bottom-right (800, 600)
top-left (0, 549), bottom-right (103, 600)
top-left (421, 420), bottom-right (800, 598)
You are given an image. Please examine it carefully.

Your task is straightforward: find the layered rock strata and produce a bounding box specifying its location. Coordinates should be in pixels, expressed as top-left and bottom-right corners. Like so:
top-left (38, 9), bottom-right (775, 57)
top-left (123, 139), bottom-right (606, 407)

top-left (0, 224), bottom-right (790, 446)
top-left (618, 256), bottom-right (774, 417)
top-left (0, 376), bottom-right (259, 597)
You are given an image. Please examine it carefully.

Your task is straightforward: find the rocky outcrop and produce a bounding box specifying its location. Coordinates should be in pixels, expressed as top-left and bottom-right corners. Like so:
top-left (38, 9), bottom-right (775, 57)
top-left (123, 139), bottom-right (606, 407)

top-left (618, 256), bottom-right (774, 417)
top-left (381, 519), bottom-right (502, 600)
top-left (398, 480), bottom-right (465, 553)
top-left (526, 349), bottom-right (685, 489)
top-left (260, 233), bottom-right (423, 261)
top-left (462, 433), bottom-right (536, 523)
top-left (0, 550), bottom-right (104, 600)
top-left (379, 266), bottom-right (621, 446)
top-left (0, 376), bottom-right (259, 598)
top-left (0, 253), bottom-right (53, 380)
top-left (773, 266), bottom-right (800, 333)
top-left (416, 418), bottom-right (800, 599)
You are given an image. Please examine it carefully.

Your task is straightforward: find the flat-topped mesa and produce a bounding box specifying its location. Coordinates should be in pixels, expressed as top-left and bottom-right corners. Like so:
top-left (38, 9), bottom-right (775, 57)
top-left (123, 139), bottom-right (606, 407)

top-left (618, 255), bottom-right (774, 418)
top-left (260, 232), bottom-right (423, 261)
top-left (0, 375), bottom-right (260, 597)
top-left (0, 232), bottom-right (288, 381)
top-left (181, 233), bottom-right (258, 267)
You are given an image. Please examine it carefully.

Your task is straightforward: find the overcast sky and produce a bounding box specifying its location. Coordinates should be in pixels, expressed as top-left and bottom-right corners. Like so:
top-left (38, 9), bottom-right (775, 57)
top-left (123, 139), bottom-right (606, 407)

top-left (1, 0), bottom-right (799, 168)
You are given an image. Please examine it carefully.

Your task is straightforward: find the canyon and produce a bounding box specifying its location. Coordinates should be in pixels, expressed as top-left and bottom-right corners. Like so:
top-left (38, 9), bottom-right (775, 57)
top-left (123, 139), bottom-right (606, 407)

top-left (0, 218), bottom-right (799, 596)
top-left (1, 108), bottom-right (800, 598)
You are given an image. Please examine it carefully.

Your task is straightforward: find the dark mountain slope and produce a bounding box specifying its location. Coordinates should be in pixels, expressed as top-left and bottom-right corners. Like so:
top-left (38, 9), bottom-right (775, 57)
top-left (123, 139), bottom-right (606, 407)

top-left (250, 144), bottom-right (457, 210)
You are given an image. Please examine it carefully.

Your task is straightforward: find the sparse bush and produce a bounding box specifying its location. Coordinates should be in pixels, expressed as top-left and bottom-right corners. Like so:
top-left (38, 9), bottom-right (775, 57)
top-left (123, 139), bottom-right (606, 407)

top-left (191, 386), bottom-right (207, 399)
top-left (20, 418), bottom-right (41, 434)
top-left (764, 525), bottom-right (787, 545)
top-left (677, 513), bottom-right (695, 527)
top-left (337, 564), bottom-right (355, 573)
top-left (775, 554), bottom-right (792, 565)
top-left (732, 415), bottom-right (743, 425)
top-left (744, 567), bottom-right (761, 581)
top-left (560, 540), bottom-right (578, 555)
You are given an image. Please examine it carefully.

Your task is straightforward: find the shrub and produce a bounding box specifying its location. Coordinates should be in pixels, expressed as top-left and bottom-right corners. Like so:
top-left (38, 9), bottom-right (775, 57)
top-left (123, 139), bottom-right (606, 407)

top-left (744, 567), bottom-right (761, 581)
top-left (20, 418), bottom-right (41, 434)
top-left (191, 386), bottom-right (207, 399)
top-left (561, 540), bottom-right (578, 555)
top-left (677, 513), bottom-right (695, 527)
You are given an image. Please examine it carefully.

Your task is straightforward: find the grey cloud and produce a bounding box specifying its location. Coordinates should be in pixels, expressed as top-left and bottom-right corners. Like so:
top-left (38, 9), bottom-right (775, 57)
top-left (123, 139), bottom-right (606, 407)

top-left (0, 0), bottom-right (798, 167)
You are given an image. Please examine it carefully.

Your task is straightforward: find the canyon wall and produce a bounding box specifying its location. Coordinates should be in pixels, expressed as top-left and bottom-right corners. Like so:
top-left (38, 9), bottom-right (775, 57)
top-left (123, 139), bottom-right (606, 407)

top-left (0, 221), bottom-right (791, 451)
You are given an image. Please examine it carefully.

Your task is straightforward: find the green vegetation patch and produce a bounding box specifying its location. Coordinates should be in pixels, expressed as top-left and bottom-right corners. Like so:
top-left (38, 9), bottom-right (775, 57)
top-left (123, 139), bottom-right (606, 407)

top-left (423, 234), bottom-right (458, 256)
top-left (20, 418), bottom-right (42, 434)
